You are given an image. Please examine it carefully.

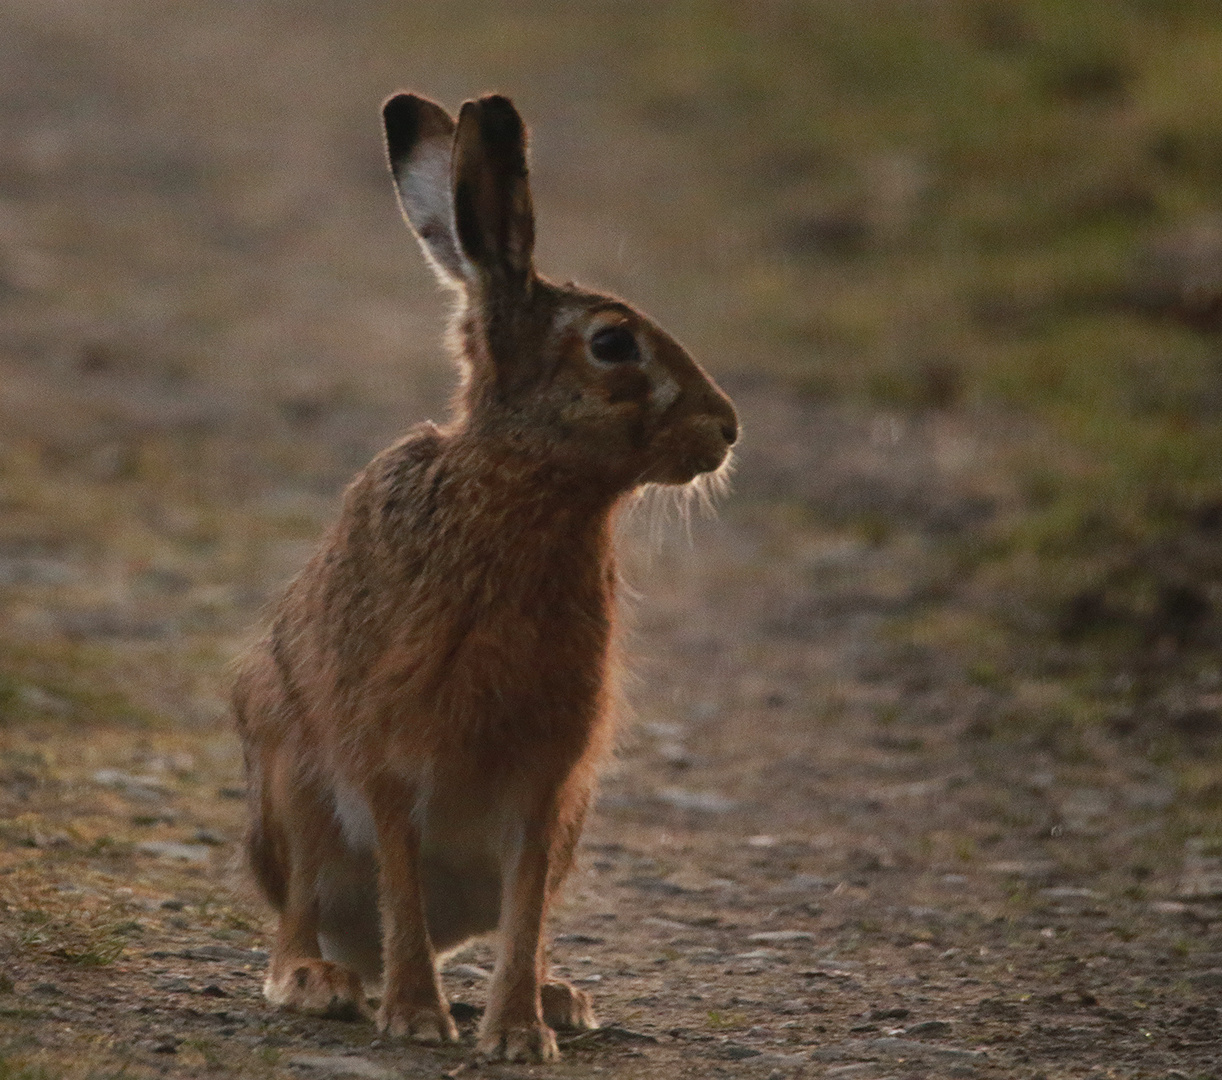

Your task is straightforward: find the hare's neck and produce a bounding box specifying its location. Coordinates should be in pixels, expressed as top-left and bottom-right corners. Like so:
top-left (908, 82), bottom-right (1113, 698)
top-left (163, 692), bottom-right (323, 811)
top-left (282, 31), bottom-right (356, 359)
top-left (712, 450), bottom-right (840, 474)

top-left (408, 439), bottom-right (622, 740)
top-left (420, 433), bottom-right (619, 582)
top-left (443, 430), bottom-right (625, 525)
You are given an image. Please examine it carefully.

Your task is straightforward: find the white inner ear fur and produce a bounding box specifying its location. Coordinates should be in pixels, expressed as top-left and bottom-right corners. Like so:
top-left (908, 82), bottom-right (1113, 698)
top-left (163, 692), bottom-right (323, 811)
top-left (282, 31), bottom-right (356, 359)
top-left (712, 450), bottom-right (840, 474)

top-left (397, 144), bottom-right (472, 289)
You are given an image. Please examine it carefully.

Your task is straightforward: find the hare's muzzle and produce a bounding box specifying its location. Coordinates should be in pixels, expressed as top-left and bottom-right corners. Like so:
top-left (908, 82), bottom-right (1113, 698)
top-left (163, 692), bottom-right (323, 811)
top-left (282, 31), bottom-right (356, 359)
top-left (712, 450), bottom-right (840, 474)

top-left (666, 380), bottom-right (739, 482)
top-left (719, 413), bottom-right (739, 449)
top-left (704, 380), bottom-right (740, 453)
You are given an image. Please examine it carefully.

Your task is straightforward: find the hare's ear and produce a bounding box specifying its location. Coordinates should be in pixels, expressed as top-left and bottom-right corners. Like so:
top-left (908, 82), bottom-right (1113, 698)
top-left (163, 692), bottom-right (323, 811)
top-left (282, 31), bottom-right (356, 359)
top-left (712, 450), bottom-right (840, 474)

top-left (452, 95), bottom-right (535, 287)
top-left (382, 93), bottom-right (468, 287)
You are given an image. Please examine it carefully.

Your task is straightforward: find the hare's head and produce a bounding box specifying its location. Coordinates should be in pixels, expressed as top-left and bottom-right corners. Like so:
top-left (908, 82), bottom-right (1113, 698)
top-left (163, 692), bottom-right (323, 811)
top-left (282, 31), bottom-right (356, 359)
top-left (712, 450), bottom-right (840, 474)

top-left (383, 92), bottom-right (738, 494)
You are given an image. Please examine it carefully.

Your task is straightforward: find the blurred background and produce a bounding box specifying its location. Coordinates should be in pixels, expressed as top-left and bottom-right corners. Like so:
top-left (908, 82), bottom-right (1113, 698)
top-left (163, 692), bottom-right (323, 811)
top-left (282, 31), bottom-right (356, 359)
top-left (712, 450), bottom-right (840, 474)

top-left (3, 0), bottom-right (1222, 711)
top-left (3, 1), bottom-right (1222, 1075)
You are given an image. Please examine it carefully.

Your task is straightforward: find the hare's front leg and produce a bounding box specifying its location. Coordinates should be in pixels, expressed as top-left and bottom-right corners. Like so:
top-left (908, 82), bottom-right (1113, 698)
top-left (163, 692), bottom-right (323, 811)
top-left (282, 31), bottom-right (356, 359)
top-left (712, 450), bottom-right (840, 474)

top-left (370, 779), bottom-right (458, 1044)
top-left (477, 824), bottom-right (558, 1062)
top-left (479, 782), bottom-right (599, 1059)
top-left (539, 793), bottom-right (599, 1035)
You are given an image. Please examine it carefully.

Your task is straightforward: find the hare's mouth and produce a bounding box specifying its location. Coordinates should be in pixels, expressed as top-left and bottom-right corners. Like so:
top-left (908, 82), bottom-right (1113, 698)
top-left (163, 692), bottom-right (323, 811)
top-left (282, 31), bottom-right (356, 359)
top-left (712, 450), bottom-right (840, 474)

top-left (692, 441), bottom-right (734, 479)
top-left (690, 449), bottom-right (735, 498)
top-left (690, 418), bottom-right (738, 477)
top-left (630, 451), bottom-right (734, 531)
top-left (643, 439), bottom-right (734, 487)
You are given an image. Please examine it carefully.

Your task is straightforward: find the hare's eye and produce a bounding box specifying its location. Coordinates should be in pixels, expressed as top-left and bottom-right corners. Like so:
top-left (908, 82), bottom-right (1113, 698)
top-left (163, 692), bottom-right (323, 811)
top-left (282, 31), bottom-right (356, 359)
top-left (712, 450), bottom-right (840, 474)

top-left (589, 325), bottom-right (640, 364)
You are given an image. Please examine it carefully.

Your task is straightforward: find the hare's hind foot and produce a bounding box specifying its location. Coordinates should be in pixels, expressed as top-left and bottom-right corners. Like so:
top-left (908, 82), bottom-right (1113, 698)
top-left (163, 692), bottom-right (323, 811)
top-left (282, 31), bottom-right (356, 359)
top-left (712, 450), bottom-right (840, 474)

top-left (541, 980), bottom-right (598, 1031)
top-left (477, 1020), bottom-right (560, 1063)
top-left (376, 996), bottom-right (459, 1044)
top-left (264, 958), bottom-right (367, 1020)
top-left (473, 982), bottom-right (593, 1061)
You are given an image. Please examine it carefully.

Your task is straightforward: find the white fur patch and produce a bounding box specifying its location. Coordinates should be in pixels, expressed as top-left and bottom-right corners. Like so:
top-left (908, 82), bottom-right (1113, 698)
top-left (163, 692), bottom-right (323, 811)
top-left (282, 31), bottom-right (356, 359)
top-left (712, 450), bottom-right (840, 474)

top-left (332, 780), bottom-right (377, 851)
top-left (650, 367), bottom-right (681, 413)
top-left (636, 335), bottom-right (679, 414)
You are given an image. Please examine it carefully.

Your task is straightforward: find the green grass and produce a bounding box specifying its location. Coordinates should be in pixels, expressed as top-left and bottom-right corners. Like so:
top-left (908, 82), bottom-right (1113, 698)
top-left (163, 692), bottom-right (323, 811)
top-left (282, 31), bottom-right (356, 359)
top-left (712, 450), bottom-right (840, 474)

top-left (0, 642), bottom-right (161, 730)
top-left (606, 0), bottom-right (1222, 675)
top-left (0, 1059), bottom-right (58, 1080)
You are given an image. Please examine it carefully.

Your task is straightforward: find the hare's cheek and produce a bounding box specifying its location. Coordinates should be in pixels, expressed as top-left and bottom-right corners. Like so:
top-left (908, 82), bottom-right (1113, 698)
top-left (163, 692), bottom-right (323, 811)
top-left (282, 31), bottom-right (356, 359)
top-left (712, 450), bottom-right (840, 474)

top-left (559, 394), bottom-right (645, 443)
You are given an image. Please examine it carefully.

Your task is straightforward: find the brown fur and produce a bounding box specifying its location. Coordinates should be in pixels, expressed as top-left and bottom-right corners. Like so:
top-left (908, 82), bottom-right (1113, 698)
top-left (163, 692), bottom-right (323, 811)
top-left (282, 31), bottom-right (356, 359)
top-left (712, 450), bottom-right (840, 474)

top-left (232, 91), bottom-right (737, 1063)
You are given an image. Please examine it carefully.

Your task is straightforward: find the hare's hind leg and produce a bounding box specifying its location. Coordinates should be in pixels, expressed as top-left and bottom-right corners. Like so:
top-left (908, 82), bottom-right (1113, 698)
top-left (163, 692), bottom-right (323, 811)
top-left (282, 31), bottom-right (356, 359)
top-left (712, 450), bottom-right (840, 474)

top-left (256, 744), bottom-right (367, 1020)
top-left (540, 981), bottom-right (597, 1031)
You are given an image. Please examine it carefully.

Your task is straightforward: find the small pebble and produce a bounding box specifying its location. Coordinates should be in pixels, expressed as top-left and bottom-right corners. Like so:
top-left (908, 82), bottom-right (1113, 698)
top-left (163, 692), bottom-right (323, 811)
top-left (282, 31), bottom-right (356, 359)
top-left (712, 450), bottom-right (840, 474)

top-left (658, 742), bottom-right (694, 768)
top-left (869, 1007), bottom-right (910, 1021)
top-left (718, 1043), bottom-right (762, 1060)
top-left (137, 841), bottom-right (210, 863)
top-left (748, 931), bottom-right (814, 944)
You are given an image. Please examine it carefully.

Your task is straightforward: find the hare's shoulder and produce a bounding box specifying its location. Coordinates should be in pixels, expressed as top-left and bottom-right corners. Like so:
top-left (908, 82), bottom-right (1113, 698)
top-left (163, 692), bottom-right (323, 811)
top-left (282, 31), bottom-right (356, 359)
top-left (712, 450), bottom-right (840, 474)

top-left (342, 422), bottom-right (448, 534)
top-left (303, 424), bottom-right (449, 664)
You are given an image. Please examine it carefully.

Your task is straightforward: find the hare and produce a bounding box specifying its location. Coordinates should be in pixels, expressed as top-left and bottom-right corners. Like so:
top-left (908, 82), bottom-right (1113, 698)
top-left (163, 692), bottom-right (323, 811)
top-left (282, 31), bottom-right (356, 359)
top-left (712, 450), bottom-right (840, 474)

top-left (232, 91), bottom-right (738, 1063)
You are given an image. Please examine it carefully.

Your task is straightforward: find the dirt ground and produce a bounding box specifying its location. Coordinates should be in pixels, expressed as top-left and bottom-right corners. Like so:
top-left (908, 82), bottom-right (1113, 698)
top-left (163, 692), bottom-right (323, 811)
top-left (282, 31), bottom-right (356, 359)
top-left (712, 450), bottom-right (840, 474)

top-left (1, 3), bottom-right (1220, 1079)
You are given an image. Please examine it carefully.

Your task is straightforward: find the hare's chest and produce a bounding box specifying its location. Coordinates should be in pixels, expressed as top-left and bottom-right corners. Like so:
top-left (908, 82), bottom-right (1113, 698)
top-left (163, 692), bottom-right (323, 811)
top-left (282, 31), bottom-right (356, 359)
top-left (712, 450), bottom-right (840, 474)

top-left (430, 584), bottom-right (612, 716)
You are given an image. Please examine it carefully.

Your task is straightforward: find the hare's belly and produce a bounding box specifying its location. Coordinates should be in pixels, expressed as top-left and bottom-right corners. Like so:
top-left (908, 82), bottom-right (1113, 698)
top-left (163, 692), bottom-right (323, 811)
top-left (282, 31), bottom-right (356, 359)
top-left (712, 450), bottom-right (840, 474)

top-left (328, 774), bottom-right (508, 949)
top-left (418, 786), bottom-right (507, 948)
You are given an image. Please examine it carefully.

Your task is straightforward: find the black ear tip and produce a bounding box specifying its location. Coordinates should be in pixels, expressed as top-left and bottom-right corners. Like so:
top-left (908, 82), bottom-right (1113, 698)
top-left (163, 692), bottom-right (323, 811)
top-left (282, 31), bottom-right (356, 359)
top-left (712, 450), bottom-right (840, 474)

top-left (473, 94), bottom-right (527, 167)
top-left (480, 93), bottom-right (518, 115)
top-left (382, 93), bottom-right (422, 158)
top-left (479, 95), bottom-right (524, 134)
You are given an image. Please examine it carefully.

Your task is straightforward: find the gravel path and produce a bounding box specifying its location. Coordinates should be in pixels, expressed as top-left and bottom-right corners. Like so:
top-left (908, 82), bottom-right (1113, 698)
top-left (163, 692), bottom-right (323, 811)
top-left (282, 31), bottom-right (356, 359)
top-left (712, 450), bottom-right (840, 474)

top-left (1, 4), bottom-right (1218, 1078)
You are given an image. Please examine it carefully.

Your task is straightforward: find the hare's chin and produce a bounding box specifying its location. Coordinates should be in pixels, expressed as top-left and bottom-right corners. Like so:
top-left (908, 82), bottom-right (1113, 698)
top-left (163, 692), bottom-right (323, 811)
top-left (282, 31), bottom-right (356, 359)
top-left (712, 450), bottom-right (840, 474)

top-left (689, 444), bottom-right (735, 484)
top-left (647, 445), bottom-right (734, 489)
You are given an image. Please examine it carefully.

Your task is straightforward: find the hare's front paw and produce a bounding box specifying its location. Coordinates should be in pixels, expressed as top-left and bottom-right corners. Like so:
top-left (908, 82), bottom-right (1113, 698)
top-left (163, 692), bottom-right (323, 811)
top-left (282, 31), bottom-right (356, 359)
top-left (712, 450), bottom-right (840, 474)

top-left (541, 981), bottom-right (598, 1031)
top-left (377, 997), bottom-right (459, 1044)
top-left (263, 958), bottom-right (366, 1019)
top-left (477, 1020), bottom-right (560, 1063)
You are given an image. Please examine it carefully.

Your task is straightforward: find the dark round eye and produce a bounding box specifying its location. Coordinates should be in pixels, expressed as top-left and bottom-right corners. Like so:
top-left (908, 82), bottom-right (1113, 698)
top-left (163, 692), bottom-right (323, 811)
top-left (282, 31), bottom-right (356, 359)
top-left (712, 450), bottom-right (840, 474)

top-left (589, 324), bottom-right (640, 364)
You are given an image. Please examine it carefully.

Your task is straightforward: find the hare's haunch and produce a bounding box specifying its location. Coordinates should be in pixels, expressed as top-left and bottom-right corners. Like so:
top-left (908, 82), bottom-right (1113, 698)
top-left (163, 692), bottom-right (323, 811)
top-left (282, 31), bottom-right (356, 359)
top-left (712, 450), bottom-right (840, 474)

top-left (233, 92), bottom-right (738, 1064)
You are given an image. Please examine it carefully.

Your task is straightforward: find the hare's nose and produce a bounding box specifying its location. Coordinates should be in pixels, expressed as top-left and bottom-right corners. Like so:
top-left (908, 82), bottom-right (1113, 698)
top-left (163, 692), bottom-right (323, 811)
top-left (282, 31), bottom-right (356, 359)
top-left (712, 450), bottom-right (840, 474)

top-left (721, 420), bottom-right (739, 446)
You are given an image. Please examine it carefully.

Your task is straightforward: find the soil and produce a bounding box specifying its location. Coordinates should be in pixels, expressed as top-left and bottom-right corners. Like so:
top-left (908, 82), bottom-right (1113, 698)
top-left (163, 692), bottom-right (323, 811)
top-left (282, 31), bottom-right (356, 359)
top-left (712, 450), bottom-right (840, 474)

top-left (1, 4), bottom-right (1220, 1079)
